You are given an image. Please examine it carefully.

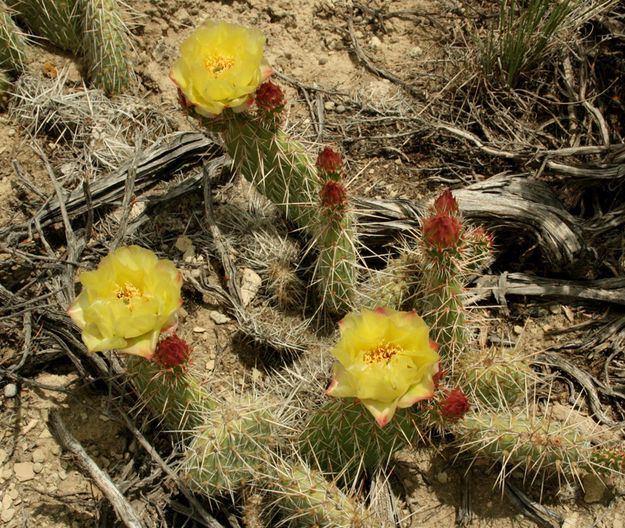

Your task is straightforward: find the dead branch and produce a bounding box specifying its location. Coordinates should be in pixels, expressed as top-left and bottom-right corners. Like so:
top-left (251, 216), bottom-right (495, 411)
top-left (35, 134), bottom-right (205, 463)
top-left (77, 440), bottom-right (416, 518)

top-left (48, 411), bottom-right (147, 528)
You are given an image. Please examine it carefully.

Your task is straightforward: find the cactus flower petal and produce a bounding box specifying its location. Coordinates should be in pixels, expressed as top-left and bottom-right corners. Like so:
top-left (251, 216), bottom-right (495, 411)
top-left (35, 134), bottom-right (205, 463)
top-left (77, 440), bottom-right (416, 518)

top-left (68, 246), bottom-right (182, 357)
top-left (171, 20), bottom-right (271, 117)
top-left (327, 308), bottom-right (440, 426)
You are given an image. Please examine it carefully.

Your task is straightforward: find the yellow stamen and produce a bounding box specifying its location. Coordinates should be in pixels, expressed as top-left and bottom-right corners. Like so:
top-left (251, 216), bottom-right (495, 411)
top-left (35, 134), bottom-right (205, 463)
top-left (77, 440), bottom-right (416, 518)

top-left (364, 343), bottom-right (401, 365)
top-left (204, 55), bottom-right (235, 78)
top-left (115, 282), bottom-right (142, 306)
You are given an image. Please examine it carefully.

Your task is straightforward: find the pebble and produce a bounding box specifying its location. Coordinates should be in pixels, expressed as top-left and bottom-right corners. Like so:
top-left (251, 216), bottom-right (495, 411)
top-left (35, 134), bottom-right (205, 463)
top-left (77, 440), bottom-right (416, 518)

top-left (318, 57), bottom-right (328, 65)
top-left (2, 492), bottom-right (12, 510)
top-left (369, 35), bottom-right (382, 48)
top-left (1, 508), bottom-right (15, 523)
top-left (209, 311), bottom-right (230, 324)
top-left (239, 268), bottom-right (262, 307)
top-left (0, 448), bottom-right (7, 465)
top-left (32, 448), bottom-right (46, 464)
top-left (324, 101), bottom-right (335, 111)
top-left (206, 360), bottom-right (215, 371)
top-left (192, 326), bottom-right (207, 333)
top-left (33, 462), bottom-right (43, 474)
top-left (4, 383), bottom-right (17, 398)
top-left (51, 445), bottom-right (61, 456)
top-left (335, 104), bottom-right (346, 113)
top-left (409, 46), bottom-right (424, 58)
top-left (435, 471), bottom-right (449, 484)
top-left (14, 462), bottom-right (34, 482)
top-left (562, 512), bottom-right (579, 528)
top-left (582, 473), bottom-right (609, 503)
top-left (513, 325), bottom-right (523, 334)
top-left (58, 468), bottom-right (67, 480)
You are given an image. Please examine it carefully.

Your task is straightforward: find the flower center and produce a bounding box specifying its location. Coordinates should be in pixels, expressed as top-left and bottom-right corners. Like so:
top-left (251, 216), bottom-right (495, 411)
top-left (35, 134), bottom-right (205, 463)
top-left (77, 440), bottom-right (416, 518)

top-left (204, 55), bottom-right (235, 78)
top-left (115, 282), bottom-right (143, 306)
top-left (363, 343), bottom-right (401, 365)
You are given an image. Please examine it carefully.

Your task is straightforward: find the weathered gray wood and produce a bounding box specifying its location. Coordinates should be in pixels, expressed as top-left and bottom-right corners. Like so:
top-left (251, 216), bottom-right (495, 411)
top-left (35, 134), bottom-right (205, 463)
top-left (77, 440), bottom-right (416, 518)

top-left (355, 175), bottom-right (586, 270)
top-left (476, 272), bottom-right (625, 306)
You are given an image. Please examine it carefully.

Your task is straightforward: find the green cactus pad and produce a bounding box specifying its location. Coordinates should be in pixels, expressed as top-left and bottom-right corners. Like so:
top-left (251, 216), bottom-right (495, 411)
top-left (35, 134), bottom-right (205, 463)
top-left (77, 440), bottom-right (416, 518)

top-left (7, 0), bottom-right (81, 52)
top-left (184, 394), bottom-right (277, 497)
top-left (0, 3), bottom-right (27, 73)
top-left (264, 456), bottom-right (370, 527)
top-left (456, 412), bottom-right (593, 479)
top-left (299, 398), bottom-right (421, 481)
top-left (219, 112), bottom-right (320, 233)
top-left (126, 355), bottom-right (212, 435)
top-left (456, 345), bottom-right (533, 409)
top-left (82, 0), bottom-right (133, 94)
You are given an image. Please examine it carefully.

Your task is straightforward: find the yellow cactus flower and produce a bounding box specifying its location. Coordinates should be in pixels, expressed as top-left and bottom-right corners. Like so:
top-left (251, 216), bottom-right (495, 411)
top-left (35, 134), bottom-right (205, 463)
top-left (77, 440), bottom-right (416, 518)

top-left (327, 308), bottom-right (440, 427)
top-left (170, 20), bottom-right (272, 117)
top-left (67, 246), bottom-right (182, 358)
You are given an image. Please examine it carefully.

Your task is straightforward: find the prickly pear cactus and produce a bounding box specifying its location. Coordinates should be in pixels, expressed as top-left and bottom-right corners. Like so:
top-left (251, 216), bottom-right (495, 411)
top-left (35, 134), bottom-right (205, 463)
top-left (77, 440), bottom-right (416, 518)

top-left (456, 345), bottom-right (533, 409)
top-left (455, 412), bottom-right (594, 479)
top-left (0, 2), bottom-right (27, 73)
top-left (126, 354), bottom-right (213, 435)
top-left (218, 112), bottom-right (321, 233)
top-left (264, 456), bottom-right (371, 527)
top-left (183, 394), bottom-right (278, 497)
top-left (82, 0), bottom-right (133, 94)
top-left (299, 399), bottom-right (421, 480)
top-left (313, 150), bottom-right (358, 314)
top-left (6, 0), bottom-right (81, 52)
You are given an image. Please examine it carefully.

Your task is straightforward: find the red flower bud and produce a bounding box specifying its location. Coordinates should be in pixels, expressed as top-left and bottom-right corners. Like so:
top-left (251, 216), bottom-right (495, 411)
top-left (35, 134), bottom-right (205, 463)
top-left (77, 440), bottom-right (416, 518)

top-left (319, 179), bottom-right (348, 208)
top-left (434, 190), bottom-right (459, 215)
top-left (255, 80), bottom-right (285, 113)
top-left (439, 388), bottom-right (470, 420)
top-left (153, 335), bottom-right (191, 369)
top-left (422, 214), bottom-right (462, 249)
top-left (316, 147), bottom-right (343, 175)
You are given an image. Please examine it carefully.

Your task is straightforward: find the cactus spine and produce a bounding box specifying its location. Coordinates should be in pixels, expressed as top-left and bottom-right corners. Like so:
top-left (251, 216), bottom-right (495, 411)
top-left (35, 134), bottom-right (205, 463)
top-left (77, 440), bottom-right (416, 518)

top-left (0, 2), bottom-right (27, 73)
top-left (82, 0), bottom-right (133, 94)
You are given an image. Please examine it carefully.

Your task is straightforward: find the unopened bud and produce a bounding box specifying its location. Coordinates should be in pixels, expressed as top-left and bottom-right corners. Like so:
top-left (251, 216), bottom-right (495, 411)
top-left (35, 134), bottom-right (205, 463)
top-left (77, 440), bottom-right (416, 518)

top-left (439, 388), bottom-right (470, 420)
top-left (316, 147), bottom-right (343, 175)
top-left (319, 179), bottom-right (348, 209)
top-left (422, 214), bottom-right (462, 249)
top-left (153, 335), bottom-right (191, 369)
top-left (434, 190), bottom-right (459, 215)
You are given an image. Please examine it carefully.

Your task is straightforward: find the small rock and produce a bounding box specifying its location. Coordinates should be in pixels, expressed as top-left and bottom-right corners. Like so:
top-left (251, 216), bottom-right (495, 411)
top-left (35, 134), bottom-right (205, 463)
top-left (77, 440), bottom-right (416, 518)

top-left (58, 468), bottom-right (67, 480)
top-left (175, 235), bottom-right (195, 260)
top-left (239, 268), bottom-right (262, 307)
top-left (2, 492), bottom-right (13, 510)
top-left (206, 360), bottom-right (215, 371)
top-left (409, 46), bottom-right (424, 58)
top-left (582, 473), bottom-right (609, 503)
top-left (32, 448), bottom-right (46, 464)
top-left (3, 383), bottom-right (17, 398)
top-left (209, 311), bottom-right (230, 324)
top-left (318, 56), bottom-right (328, 65)
top-left (562, 512), bottom-right (579, 528)
top-left (0, 448), bottom-right (7, 465)
top-left (369, 35), bottom-right (382, 48)
top-left (436, 471), bottom-right (449, 484)
top-left (324, 101), bottom-right (335, 111)
top-left (549, 304), bottom-right (561, 315)
top-left (192, 326), bottom-right (207, 333)
top-left (33, 462), bottom-right (43, 474)
top-left (513, 325), bottom-right (523, 334)
top-left (251, 368), bottom-right (262, 382)
top-left (50, 445), bottom-right (61, 456)
top-left (1, 508), bottom-right (15, 523)
top-left (14, 462), bottom-right (34, 482)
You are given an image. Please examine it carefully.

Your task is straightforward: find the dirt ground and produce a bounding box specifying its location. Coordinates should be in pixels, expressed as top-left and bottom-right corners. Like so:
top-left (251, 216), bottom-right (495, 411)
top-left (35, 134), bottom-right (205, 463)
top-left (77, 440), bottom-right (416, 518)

top-left (1, 0), bottom-right (624, 527)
